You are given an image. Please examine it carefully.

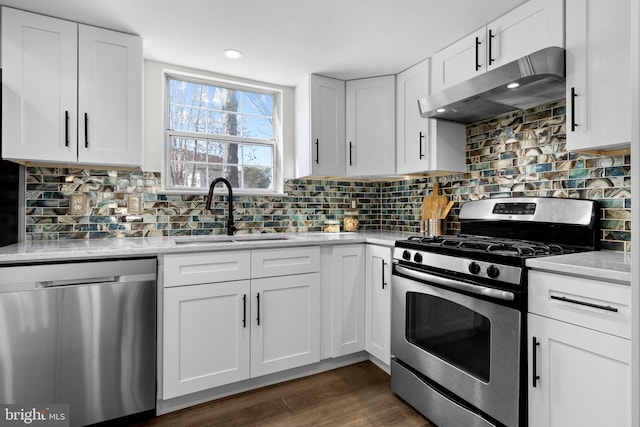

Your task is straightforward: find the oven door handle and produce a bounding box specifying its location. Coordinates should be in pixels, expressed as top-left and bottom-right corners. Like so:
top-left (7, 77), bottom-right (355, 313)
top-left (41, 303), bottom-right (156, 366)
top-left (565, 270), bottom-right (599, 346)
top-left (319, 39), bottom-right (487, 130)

top-left (394, 264), bottom-right (515, 301)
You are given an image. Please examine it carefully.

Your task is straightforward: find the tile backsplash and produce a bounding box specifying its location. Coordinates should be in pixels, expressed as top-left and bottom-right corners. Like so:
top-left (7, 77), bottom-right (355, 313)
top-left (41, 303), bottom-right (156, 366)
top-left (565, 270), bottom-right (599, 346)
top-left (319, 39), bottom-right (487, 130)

top-left (24, 100), bottom-right (631, 251)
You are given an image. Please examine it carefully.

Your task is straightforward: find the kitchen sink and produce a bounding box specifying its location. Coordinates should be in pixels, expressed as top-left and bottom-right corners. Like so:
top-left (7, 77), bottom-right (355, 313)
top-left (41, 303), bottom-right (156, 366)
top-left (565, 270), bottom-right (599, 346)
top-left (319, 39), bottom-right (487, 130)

top-left (173, 235), bottom-right (291, 245)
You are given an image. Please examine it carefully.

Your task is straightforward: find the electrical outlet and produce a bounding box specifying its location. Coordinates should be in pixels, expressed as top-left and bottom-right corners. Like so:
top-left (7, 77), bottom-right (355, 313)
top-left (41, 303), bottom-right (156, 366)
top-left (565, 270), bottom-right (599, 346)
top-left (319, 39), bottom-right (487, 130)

top-left (128, 194), bottom-right (142, 214)
top-left (69, 193), bottom-right (87, 215)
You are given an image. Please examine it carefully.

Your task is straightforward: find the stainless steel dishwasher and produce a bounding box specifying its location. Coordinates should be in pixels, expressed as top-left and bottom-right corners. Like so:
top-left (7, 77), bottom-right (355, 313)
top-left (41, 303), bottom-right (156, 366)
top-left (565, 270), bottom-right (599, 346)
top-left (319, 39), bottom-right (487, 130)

top-left (0, 258), bottom-right (156, 426)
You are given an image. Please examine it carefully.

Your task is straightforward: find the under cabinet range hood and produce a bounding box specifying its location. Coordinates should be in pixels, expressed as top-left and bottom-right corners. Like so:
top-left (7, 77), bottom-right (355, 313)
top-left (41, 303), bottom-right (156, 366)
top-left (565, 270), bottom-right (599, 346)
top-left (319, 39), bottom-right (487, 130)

top-left (419, 46), bottom-right (565, 123)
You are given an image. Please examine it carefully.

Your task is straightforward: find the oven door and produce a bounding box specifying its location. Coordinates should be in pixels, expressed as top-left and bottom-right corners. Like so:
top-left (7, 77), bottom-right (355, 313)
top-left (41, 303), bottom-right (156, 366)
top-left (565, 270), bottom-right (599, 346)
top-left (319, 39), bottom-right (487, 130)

top-left (391, 263), bottom-right (521, 427)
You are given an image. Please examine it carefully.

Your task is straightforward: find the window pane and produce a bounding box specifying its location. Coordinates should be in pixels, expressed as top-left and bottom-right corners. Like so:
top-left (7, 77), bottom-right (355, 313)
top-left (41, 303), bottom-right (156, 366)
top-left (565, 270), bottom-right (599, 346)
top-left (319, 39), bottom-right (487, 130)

top-left (242, 115), bottom-right (273, 140)
top-left (169, 137), bottom-right (196, 162)
top-left (169, 162), bottom-right (193, 187)
top-left (243, 144), bottom-right (273, 166)
top-left (167, 76), bottom-right (278, 191)
top-left (244, 166), bottom-right (273, 189)
top-left (208, 111), bottom-right (240, 137)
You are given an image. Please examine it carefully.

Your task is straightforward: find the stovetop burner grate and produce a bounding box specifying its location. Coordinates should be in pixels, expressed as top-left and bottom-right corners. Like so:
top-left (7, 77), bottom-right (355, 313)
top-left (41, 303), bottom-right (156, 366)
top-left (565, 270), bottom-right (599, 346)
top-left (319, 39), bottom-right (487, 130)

top-left (406, 234), bottom-right (573, 257)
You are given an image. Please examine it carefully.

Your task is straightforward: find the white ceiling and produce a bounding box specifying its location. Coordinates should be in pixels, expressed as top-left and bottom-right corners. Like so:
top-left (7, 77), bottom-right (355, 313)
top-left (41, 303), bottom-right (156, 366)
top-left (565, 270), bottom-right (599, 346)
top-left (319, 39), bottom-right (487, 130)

top-left (1, 0), bottom-right (528, 87)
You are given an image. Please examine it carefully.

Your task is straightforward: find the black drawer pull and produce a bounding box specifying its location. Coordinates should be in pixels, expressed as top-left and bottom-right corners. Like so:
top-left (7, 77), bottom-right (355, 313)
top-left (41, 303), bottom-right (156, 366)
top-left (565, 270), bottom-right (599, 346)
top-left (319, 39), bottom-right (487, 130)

top-left (550, 295), bottom-right (618, 313)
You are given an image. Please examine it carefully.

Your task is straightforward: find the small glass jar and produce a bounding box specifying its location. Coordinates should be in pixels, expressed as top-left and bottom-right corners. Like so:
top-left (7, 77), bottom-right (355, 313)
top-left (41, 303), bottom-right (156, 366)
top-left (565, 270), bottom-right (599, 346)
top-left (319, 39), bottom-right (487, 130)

top-left (343, 210), bottom-right (359, 232)
top-left (323, 220), bottom-right (340, 233)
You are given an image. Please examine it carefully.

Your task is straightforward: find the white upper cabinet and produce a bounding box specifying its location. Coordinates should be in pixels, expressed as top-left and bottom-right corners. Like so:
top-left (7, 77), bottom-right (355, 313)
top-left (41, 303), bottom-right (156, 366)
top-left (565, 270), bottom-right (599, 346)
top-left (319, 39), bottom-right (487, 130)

top-left (1, 7), bottom-right (143, 168)
top-left (346, 76), bottom-right (395, 176)
top-left (396, 59), bottom-right (465, 174)
top-left (432, 0), bottom-right (564, 93)
top-left (2, 8), bottom-right (78, 164)
top-left (295, 74), bottom-right (346, 177)
top-left (565, 0), bottom-right (631, 151)
top-left (78, 25), bottom-right (143, 167)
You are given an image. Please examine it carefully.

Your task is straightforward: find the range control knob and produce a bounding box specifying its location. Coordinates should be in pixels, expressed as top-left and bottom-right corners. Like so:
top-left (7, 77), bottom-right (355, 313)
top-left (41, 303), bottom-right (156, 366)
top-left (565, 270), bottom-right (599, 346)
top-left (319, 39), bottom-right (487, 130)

top-left (413, 252), bottom-right (423, 263)
top-left (468, 262), bottom-right (481, 274)
top-left (487, 265), bottom-right (500, 278)
top-left (402, 250), bottom-right (411, 261)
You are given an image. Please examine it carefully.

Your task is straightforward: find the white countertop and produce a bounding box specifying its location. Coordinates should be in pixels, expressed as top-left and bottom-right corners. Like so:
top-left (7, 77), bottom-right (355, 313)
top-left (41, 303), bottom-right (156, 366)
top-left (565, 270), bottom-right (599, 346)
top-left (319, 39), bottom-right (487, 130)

top-left (526, 250), bottom-right (632, 284)
top-left (0, 231), bottom-right (411, 264)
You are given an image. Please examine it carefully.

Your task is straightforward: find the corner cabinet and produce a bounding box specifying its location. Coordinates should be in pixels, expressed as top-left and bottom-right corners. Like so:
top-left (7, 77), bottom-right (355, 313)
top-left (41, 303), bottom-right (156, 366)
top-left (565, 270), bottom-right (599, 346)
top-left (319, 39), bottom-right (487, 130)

top-left (395, 59), bottom-right (465, 174)
top-left (431, 0), bottom-right (564, 92)
top-left (364, 245), bottom-right (391, 367)
top-left (346, 76), bottom-right (395, 176)
top-left (1, 7), bottom-right (143, 168)
top-left (527, 270), bottom-right (631, 427)
top-left (330, 244), bottom-right (366, 356)
top-left (565, 0), bottom-right (631, 151)
top-left (294, 74), bottom-right (346, 177)
top-left (162, 247), bottom-right (320, 400)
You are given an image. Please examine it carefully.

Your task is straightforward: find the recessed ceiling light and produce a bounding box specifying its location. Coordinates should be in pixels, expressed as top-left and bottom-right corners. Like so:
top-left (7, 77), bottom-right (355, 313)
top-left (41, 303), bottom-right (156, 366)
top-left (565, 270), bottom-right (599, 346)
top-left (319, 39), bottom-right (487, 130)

top-left (224, 49), bottom-right (243, 59)
top-left (507, 82), bottom-right (520, 89)
top-left (436, 108), bottom-right (446, 113)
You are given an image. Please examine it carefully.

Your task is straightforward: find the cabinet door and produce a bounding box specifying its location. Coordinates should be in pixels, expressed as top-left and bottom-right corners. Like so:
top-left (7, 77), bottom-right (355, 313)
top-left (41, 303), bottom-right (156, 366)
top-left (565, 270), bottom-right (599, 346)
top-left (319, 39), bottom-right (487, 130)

top-left (431, 28), bottom-right (485, 93)
top-left (163, 281), bottom-right (251, 399)
top-left (331, 244), bottom-right (365, 356)
top-left (78, 25), bottom-right (143, 167)
top-left (311, 75), bottom-right (346, 176)
top-left (528, 314), bottom-right (631, 427)
top-left (1, 8), bottom-right (78, 163)
top-left (566, 0), bottom-right (631, 151)
top-left (396, 60), bottom-right (466, 174)
top-left (346, 76), bottom-right (395, 176)
top-left (487, 0), bottom-right (564, 70)
top-left (365, 245), bottom-right (391, 366)
top-left (396, 60), bottom-right (430, 174)
top-left (251, 273), bottom-right (320, 377)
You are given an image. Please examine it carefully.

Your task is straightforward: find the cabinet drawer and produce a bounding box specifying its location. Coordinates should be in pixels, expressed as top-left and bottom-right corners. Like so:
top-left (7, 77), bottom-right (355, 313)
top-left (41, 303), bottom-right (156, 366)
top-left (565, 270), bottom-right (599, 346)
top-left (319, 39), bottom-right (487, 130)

top-left (252, 246), bottom-right (320, 278)
top-left (163, 251), bottom-right (251, 287)
top-left (528, 270), bottom-right (630, 339)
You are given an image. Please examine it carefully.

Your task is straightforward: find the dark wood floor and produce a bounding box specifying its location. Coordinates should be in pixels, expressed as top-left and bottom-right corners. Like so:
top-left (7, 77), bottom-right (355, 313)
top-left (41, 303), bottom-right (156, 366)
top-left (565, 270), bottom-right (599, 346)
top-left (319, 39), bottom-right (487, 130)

top-left (129, 361), bottom-right (433, 426)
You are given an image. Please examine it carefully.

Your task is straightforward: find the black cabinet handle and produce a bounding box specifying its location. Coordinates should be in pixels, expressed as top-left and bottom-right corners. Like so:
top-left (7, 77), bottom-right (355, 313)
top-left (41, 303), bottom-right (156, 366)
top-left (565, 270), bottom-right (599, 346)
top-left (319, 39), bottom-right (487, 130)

top-left (242, 294), bottom-right (247, 328)
top-left (315, 138), bottom-right (319, 164)
top-left (65, 111), bottom-right (70, 147)
top-left (419, 131), bottom-right (425, 159)
top-left (570, 87), bottom-right (578, 132)
top-left (349, 141), bottom-right (353, 166)
top-left (550, 295), bottom-right (618, 312)
top-left (256, 292), bottom-right (260, 326)
top-left (488, 29), bottom-right (495, 65)
top-left (475, 37), bottom-right (482, 71)
top-left (381, 260), bottom-right (387, 289)
top-left (532, 336), bottom-right (540, 387)
top-left (84, 113), bottom-right (89, 148)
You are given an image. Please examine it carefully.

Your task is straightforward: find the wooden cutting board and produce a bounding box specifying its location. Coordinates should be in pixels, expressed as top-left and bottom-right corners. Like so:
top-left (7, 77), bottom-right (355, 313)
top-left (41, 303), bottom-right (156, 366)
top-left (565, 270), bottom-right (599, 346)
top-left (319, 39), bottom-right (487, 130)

top-left (421, 183), bottom-right (449, 220)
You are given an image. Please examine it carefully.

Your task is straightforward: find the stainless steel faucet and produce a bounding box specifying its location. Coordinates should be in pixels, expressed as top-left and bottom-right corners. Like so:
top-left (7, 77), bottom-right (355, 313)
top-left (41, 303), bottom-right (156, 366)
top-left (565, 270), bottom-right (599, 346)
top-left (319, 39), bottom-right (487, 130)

top-left (205, 177), bottom-right (236, 236)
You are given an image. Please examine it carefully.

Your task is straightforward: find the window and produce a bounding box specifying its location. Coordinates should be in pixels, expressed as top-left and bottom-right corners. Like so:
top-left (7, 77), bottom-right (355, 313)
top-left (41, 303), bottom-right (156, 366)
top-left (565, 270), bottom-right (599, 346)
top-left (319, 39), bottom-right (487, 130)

top-left (165, 75), bottom-right (280, 193)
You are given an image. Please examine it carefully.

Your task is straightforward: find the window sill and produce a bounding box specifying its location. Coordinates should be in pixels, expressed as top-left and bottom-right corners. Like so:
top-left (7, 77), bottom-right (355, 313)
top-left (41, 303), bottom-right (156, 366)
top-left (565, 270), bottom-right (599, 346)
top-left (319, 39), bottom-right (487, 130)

top-left (159, 188), bottom-right (288, 198)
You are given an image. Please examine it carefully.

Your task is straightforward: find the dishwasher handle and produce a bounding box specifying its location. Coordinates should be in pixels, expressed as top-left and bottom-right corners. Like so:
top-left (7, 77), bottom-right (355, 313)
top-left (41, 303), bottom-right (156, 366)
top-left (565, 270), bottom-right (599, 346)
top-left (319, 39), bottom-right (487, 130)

top-left (38, 276), bottom-right (120, 288)
top-left (37, 273), bottom-right (156, 288)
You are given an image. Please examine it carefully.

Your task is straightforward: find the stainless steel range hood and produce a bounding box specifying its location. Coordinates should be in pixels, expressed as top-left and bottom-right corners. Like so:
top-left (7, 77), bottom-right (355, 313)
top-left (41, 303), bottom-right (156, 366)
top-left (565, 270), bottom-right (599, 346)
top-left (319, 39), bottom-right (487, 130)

top-left (419, 46), bottom-right (565, 123)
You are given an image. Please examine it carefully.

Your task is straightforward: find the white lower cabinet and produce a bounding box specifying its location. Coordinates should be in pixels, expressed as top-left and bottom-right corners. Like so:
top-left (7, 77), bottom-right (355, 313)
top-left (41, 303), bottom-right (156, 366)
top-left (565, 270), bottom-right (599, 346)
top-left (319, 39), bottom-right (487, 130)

top-left (527, 270), bottom-right (631, 427)
top-left (250, 273), bottom-right (320, 377)
top-left (162, 247), bottom-right (320, 399)
top-left (163, 280), bottom-right (251, 399)
top-left (330, 244), bottom-right (366, 357)
top-left (365, 245), bottom-right (391, 366)
top-left (528, 314), bottom-right (630, 427)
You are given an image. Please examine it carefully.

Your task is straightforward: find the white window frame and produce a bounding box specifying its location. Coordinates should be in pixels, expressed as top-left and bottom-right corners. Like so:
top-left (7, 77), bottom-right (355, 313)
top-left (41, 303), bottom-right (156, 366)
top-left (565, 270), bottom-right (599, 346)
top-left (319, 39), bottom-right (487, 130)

top-left (162, 70), bottom-right (284, 195)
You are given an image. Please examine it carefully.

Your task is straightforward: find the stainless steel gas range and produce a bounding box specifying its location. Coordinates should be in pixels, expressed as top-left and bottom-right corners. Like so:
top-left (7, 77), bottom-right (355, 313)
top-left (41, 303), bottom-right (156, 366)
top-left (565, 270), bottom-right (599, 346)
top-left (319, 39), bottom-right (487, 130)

top-left (390, 197), bottom-right (600, 427)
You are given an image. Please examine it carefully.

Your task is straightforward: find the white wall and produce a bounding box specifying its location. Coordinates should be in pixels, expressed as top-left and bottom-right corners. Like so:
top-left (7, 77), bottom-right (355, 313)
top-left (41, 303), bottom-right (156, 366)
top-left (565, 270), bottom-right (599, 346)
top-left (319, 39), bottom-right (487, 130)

top-left (143, 60), bottom-right (296, 180)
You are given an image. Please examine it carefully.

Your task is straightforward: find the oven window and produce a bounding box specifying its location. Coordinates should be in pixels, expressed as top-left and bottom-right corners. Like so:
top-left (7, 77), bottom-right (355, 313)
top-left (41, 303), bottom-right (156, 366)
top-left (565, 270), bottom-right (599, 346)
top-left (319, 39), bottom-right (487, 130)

top-left (406, 292), bottom-right (490, 382)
